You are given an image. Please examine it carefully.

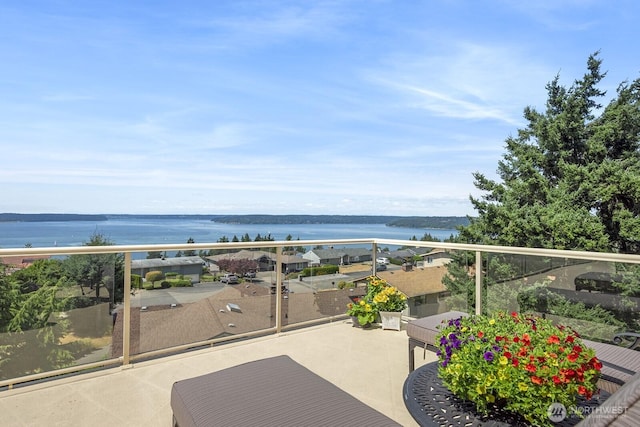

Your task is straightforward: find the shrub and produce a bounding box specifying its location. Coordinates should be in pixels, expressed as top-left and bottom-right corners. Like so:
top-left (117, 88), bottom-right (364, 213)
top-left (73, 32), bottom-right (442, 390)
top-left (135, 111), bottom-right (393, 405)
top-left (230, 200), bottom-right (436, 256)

top-left (145, 270), bottom-right (164, 282)
top-left (301, 265), bottom-right (339, 277)
top-left (165, 272), bottom-right (179, 279)
top-left (131, 274), bottom-right (142, 289)
top-left (169, 279), bottom-right (192, 287)
top-left (142, 282), bottom-right (154, 290)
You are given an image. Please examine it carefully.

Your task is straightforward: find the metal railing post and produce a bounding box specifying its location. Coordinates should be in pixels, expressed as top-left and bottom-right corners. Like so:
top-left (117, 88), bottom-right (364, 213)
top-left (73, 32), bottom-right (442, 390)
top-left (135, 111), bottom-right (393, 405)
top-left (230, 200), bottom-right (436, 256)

top-left (475, 251), bottom-right (482, 315)
top-left (372, 242), bottom-right (377, 274)
top-left (276, 247), bottom-right (283, 333)
top-left (123, 252), bottom-right (131, 365)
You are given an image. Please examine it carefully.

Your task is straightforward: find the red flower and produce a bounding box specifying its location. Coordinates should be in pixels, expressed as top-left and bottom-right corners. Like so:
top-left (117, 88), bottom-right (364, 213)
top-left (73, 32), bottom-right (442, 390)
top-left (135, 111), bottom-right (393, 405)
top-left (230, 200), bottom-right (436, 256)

top-left (503, 351), bottom-right (512, 359)
top-left (573, 345), bottom-right (583, 353)
top-left (511, 311), bottom-right (518, 318)
top-left (589, 357), bottom-right (603, 370)
top-left (531, 376), bottom-right (544, 385)
top-left (513, 336), bottom-right (520, 343)
top-left (552, 375), bottom-right (562, 385)
top-left (512, 359), bottom-right (519, 367)
top-left (567, 352), bottom-right (579, 362)
top-left (525, 363), bottom-right (537, 373)
top-left (547, 335), bottom-right (560, 344)
top-left (565, 335), bottom-right (575, 343)
top-left (477, 331), bottom-right (484, 338)
top-left (577, 385), bottom-right (587, 396)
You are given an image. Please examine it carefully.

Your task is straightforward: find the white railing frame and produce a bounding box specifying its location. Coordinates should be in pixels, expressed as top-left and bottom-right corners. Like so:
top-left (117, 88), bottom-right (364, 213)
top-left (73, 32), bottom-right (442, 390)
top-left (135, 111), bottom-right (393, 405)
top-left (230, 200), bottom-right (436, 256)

top-left (2, 238), bottom-right (640, 389)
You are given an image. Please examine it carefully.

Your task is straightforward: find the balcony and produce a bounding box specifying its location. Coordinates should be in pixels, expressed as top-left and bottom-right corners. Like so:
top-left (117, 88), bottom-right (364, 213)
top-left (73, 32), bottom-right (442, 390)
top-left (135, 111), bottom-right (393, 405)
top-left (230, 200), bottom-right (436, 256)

top-left (1, 239), bottom-right (639, 425)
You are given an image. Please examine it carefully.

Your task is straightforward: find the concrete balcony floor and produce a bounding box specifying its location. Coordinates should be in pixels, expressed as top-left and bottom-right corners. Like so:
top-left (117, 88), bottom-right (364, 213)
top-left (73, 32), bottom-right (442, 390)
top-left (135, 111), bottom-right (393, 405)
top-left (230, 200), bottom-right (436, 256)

top-left (1, 319), bottom-right (437, 426)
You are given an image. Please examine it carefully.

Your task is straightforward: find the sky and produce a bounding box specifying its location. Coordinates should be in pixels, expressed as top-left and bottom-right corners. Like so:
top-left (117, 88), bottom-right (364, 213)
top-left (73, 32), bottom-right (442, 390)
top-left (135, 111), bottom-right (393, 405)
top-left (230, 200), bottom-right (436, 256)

top-left (1, 1), bottom-right (639, 217)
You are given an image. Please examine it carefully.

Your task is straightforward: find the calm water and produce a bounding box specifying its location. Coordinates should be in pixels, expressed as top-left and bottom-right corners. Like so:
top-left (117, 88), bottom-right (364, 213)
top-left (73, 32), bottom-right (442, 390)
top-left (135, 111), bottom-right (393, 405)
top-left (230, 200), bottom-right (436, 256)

top-left (0, 217), bottom-right (458, 249)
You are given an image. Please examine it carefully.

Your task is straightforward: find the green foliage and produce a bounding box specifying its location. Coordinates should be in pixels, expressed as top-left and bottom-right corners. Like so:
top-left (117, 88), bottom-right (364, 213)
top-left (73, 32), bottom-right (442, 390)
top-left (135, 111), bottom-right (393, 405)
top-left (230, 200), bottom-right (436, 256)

top-left (300, 265), bottom-right (339, 277)
top-left (183, 237), bottom-right (196, 256)
top-left (145, 270), bottom-right (164, 282)
top-left (337, 281), bottom-right (353, 289)
top-left (168, 279), bottom-right (192, 287)
top-left (142, 282), bottom-right (154, 290)
top-left (63, 233), bottom-right (124, 306)
top-left (131, 274), bottom-right (142, 289)
top-left (459, 53), bottom-right (640, 253)
top-left (436, 312), bottom-right (602, 426)
top-left (444, 53), bottom-right (640, 322)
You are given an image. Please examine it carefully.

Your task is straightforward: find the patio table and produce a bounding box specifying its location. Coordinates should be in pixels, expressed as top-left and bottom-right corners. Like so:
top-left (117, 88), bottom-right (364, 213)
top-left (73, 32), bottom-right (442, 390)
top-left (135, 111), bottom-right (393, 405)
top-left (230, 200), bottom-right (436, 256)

top-left (402, 361), bottom-right (609, 427)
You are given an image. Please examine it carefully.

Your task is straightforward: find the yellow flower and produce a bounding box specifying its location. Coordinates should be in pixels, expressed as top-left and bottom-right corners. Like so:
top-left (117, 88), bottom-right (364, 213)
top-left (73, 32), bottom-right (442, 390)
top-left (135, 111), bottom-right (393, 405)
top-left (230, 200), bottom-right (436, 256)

top-left (486, 394), bottom-right (496, 403)
top-left (476, 385), bottom-right (486, 395)
top-left (499, 356), bottom-right (508, 365)
top-left (518, 383), bottom-right (528, 392)
top-left (489, 318), bottom-right (496, 325)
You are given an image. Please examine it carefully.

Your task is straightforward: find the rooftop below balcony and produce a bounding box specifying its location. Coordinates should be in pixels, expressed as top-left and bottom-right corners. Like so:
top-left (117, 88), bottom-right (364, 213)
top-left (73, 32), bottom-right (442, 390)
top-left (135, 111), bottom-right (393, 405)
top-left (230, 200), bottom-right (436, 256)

top-left (0, 319), bottom-right (437, 427)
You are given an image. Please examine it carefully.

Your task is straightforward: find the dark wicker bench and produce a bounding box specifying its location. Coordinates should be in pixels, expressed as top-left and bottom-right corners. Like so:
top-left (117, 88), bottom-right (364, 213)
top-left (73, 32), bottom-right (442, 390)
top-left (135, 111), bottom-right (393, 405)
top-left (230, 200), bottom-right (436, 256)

top-left (406, 311), bottom-right (640, 393)
top-left (171, 355), bottom-right (401, 427)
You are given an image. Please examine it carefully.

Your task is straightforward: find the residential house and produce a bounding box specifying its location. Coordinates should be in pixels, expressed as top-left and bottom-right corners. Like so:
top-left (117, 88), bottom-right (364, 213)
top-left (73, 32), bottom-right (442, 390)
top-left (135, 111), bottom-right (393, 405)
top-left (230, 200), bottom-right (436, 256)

top-left (207, 250), bottom-right (309, 274)
top-left (303, 248), bottom-right (373, 266)
top-left (376, 265), bottom-right (451, 318)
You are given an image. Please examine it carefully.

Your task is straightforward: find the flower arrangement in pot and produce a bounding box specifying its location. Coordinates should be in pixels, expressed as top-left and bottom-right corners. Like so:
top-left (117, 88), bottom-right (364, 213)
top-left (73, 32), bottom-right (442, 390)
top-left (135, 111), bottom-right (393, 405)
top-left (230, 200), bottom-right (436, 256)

top-left (435, 311), bottom-right (602, 426)
top-left (346, 297), bottom-right (377, 327)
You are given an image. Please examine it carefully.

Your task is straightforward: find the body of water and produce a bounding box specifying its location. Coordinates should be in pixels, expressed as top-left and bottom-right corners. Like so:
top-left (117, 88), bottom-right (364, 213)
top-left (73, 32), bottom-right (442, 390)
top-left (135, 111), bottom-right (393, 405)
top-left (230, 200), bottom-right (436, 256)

top-left (0, 217), bottom-right (458, 250)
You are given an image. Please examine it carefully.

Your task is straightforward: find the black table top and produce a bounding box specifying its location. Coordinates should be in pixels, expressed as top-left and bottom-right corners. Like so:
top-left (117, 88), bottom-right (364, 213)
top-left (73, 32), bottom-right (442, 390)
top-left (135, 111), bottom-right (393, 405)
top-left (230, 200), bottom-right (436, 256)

top-left (402, 361), bottom-right (609, 427)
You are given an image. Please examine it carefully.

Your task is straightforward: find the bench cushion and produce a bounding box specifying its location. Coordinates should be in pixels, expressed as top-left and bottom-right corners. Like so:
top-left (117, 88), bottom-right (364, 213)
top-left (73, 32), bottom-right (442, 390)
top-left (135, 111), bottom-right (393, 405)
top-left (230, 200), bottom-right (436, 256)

top-left (171, 355), bottom-right (401, 427)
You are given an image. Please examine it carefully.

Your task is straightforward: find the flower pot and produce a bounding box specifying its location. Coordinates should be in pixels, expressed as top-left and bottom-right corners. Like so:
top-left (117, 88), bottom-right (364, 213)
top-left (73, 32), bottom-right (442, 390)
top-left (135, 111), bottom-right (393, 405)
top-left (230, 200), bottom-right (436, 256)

top-left (379, 311), bottom-right (402, 330)
top-left (350, 316), bottom-right (372, 328)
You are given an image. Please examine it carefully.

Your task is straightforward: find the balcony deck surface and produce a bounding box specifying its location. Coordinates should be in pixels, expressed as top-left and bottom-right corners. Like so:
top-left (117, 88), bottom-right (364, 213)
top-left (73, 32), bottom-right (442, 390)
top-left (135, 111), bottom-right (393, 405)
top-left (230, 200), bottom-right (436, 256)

top-left (1, 319), bottom-right (437, 426)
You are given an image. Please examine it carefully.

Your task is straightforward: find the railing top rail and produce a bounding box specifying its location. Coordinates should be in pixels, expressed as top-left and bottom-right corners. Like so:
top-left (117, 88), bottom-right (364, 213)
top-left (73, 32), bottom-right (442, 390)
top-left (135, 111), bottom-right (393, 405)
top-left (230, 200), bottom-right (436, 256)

top-left (1, 238), bottom-right (640, 264)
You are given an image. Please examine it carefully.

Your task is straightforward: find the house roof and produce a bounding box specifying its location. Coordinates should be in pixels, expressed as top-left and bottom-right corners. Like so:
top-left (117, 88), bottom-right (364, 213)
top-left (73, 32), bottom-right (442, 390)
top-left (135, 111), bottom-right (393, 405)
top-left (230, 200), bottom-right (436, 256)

top-left (376, 266), bottom-right (449, 298)
top-left (0, 255), bottom-right (50, 268)
top-left (131, 256), bottom-right (205, 269)
top-left (207, 250), bottom-right (274, 263)
top-left (111, 286), bottom-right (365, 357)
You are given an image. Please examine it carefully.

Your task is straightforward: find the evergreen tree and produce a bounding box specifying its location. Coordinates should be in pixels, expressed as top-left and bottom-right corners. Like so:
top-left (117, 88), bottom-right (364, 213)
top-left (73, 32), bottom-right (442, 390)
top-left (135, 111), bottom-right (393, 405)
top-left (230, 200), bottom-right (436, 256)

top-left (460, 53), bottom-right (640, 252)
top-left (445, 53), bottom-right (640, 317)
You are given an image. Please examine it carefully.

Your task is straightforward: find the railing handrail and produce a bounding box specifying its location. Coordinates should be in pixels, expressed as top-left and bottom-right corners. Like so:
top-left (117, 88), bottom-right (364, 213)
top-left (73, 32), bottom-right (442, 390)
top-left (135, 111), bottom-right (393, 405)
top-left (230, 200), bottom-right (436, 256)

top-left (3, 238), bottom-right (640, 264)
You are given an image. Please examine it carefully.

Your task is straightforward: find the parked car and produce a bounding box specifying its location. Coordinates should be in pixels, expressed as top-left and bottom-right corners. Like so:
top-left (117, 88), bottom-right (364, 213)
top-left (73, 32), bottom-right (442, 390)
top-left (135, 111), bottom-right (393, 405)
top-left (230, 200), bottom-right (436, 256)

top-left (244, 271), bottom-right (256, 279)
top-left (375, 263), bottom-right (387, 271)
top-left (376, 257), bottom-right (390, 265)
top-left (220, 273), bottom-right (239, 284)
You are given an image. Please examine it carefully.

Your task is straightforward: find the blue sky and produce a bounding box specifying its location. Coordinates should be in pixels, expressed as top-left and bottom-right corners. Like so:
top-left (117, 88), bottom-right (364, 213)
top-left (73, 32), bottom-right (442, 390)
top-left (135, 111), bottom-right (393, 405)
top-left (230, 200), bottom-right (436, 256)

top-left (1, 1), bottom-right (638, 216)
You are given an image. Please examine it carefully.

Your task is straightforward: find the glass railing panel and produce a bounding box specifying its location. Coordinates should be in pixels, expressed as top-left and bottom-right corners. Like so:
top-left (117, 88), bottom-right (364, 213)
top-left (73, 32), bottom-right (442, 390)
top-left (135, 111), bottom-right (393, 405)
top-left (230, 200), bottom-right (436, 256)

top-left (120, 248), bottom-right (278, 358)
top-left (0, 254), bottom-right (116, 382)
top-left (484, 253), bottom-right (640, 345)
top-left (435, 249), bottom-right (471, 315)
top-left (281, 243), bottom-right (370, 326)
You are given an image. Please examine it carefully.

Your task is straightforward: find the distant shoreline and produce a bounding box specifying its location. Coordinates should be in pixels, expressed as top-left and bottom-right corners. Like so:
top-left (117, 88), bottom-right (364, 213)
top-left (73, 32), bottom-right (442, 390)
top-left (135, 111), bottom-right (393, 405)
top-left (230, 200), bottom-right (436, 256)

top-left (0, 213), bottom-right (470, 229)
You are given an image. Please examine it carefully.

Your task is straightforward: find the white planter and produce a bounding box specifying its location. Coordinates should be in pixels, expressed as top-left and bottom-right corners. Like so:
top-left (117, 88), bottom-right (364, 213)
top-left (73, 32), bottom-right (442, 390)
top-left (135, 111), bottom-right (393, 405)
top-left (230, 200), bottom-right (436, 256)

top-left (379, 311), bottom-right (402, 331)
